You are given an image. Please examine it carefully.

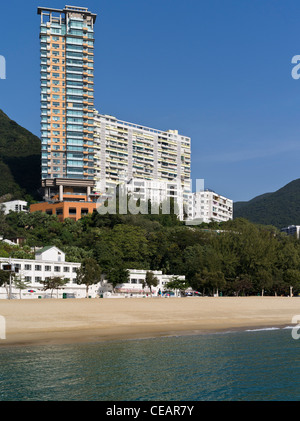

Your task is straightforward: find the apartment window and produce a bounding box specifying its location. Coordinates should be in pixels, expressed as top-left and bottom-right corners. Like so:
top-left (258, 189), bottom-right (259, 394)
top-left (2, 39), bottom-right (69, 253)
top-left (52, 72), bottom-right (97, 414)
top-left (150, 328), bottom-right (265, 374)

top-left (69, 20), bottom-right (83, 29)
top-left (72, 267), bottom-right (77, 273)
top-left (69, 29), bottom-right (83, 36)
top-left (63, 267), bottom-right (70, 273)
top-left (54, 266), bottom-right (61, 272)
top-left (25, 276), bottom-right (32, 282)
top-left (66, 37), bottom-right (83, 45)
top-left (45, 266), bottom-right (51, 272)
top-left (35, 265), bottom-right (42, 271)
top-left (35, 277), bottom-right (42, 282)
top-left (24, 264), bottom-right (32, 271)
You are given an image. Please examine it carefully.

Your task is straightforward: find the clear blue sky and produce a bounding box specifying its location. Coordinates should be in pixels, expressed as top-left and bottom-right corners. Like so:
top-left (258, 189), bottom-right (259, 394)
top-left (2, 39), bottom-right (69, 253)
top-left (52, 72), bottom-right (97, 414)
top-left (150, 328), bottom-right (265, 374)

top-left (1, 0), bottom-right (300, 202)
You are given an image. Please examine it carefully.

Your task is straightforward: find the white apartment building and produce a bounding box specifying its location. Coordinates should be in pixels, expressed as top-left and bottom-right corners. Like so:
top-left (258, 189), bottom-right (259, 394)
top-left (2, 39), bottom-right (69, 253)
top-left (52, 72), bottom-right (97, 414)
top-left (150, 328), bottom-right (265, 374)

top-left (1, 200), bottom-right (28, 215)
top-left (93, 111), bottom-right (191, 194)
top-left (186, 190), bottom-right (233, 224)
top-left (124, 178), bottom-right (186, 220)
top-left (91, 112), bottom-right (233, 224)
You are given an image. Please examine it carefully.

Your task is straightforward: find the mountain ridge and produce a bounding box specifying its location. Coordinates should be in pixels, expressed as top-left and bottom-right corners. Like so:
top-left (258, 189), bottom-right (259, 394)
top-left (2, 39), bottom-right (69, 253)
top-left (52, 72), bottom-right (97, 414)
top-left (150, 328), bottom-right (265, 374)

top-left (233, 178), bottom-right (300, 228)
top-left (0, 109), bottom-right (41, 200)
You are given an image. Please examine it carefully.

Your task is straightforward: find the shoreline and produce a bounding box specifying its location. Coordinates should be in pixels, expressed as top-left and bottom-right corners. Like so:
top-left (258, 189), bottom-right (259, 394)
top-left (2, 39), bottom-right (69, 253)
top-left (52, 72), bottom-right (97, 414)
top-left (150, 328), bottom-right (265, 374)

top-left (0, 296), bottom-right (298, 348)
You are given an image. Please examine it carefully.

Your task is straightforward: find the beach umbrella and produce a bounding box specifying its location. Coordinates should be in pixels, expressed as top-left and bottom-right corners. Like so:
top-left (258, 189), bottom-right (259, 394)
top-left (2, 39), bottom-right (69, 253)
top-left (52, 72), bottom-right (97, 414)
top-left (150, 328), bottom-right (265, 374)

top-left (28, 290), bottom-right (36, 293)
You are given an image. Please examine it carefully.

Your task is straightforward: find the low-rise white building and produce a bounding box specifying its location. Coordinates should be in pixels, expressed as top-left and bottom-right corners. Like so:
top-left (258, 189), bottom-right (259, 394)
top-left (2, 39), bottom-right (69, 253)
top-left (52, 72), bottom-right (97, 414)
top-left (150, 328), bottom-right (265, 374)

top-left (1, 200), bottom-right (28, 215)
top-left (109, 269), bottom-right (185, 297)
top-left (0, 246), bottom-right (185, 299)
top-left (0, 246), bottom-right (86, 299)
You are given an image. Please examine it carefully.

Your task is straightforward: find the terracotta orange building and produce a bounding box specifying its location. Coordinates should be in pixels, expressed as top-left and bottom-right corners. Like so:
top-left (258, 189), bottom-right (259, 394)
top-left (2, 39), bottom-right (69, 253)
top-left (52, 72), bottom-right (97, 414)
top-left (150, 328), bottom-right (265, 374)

top-left (30, 178), bottom-right (99, 221)
top-left (30, 201), bottom-right (97, 222)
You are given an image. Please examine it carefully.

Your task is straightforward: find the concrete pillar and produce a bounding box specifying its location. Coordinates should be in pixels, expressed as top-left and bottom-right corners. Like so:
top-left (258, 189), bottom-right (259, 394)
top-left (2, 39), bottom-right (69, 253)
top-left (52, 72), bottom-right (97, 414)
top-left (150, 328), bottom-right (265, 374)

top-left (59, 185), bottom-right (63, 202)
top-left (44, 187), bottom-right (50, 201)
top-left (87, 186), bottom-right (91, 201)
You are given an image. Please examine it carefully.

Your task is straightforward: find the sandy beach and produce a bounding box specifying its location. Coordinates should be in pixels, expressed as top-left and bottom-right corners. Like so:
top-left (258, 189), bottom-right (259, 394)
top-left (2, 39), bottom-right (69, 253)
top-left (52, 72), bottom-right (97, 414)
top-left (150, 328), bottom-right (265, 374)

top-left (0, 296), bottom-right (299, 347)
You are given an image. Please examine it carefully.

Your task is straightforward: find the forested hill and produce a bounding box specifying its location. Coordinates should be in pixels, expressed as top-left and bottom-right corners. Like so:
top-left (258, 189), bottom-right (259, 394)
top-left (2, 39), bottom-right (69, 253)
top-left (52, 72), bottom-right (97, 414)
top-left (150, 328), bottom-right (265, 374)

top-left (0, 109), bottom-right (41, 200)
top-left (1, 211), bottom-right (300, 297)
top-left (233, 179), bottom-right (300, 229)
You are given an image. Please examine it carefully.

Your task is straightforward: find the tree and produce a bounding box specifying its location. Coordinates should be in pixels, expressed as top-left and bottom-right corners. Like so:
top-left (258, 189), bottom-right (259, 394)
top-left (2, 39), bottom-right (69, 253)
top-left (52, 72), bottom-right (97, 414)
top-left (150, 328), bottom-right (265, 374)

top-left (283, 269), bottom-right (300, 295)
top-left (94, 225), bottom-right (150, 271)
top-left (142, 271), bottom-right (159, 295)
top-left (0, 205), bottom-right (8, 236)
top-left (41, 276), bottom-right (67, 298)
top-left (13, 276), bottom-right (30, 299)
top-left (106, 266), bottom-right (130, 292)
top-left (165, 276), bottom-right (190, 296)
top-left (253, 268), bottom-right (274, 296)
top-left (0, 270), bottom-right (9, 288)
top-left (75, 257), bottom-right (101, 298)
top-left (233, 274), bottom-right (253, 296)
top-left (189, 269), bottom-right (225, 296)
top-left (202, 270), bottom-right (226, 296)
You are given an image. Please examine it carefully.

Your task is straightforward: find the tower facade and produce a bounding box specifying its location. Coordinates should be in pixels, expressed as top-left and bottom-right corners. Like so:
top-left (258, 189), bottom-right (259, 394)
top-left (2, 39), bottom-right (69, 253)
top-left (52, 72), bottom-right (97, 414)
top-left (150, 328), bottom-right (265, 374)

top-left (38, 5), bottom-right (96, 181)
top-left (93, 111), bottom-right (191, 193)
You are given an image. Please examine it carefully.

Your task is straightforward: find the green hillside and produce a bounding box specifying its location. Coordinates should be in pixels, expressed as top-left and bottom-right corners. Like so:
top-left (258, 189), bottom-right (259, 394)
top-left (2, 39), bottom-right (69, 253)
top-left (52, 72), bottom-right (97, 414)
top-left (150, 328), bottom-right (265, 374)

top-left (0, 110), bottom-right (41, 200)
top-left (234, 179), bottom-right (300, 228)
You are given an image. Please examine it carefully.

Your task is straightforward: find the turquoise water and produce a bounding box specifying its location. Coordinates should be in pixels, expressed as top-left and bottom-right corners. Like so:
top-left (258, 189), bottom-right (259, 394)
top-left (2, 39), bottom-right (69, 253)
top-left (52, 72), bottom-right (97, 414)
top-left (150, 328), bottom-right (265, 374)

top-left (0, 328), bottom-right (300, 401)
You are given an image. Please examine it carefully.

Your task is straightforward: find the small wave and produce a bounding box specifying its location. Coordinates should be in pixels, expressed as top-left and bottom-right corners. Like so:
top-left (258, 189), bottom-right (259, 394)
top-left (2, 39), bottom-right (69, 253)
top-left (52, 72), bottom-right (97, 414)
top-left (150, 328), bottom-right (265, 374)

top-left (245, 327), bottom-right (281, 332)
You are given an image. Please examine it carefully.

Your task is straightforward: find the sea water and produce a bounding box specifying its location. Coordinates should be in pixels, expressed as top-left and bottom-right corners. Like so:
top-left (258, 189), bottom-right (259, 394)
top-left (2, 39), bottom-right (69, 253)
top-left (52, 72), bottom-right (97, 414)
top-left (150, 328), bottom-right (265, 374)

top-left (0, 327), bottom-right (300, 401)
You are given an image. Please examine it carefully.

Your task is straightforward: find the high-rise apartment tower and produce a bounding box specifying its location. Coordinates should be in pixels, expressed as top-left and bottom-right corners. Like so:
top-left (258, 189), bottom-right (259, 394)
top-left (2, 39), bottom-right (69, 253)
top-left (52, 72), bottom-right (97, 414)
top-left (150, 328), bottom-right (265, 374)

top-left (38, 5), bottom-right (96, 182)
top-left (93, 111), bottom-right (191, 193)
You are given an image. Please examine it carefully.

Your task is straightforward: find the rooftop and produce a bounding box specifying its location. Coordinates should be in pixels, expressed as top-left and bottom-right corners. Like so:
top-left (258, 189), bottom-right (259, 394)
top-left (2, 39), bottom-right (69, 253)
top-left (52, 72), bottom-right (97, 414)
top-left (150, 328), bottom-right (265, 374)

top-left (37, 5), bottom-right (97, 22)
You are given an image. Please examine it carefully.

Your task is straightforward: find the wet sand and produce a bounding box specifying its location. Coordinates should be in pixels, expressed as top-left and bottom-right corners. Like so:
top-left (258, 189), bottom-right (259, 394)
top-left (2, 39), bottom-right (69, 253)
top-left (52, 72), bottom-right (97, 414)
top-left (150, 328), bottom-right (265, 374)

top-left (0, 296), bottom-right (299, 347)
